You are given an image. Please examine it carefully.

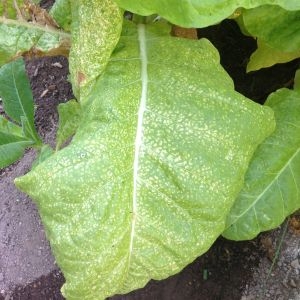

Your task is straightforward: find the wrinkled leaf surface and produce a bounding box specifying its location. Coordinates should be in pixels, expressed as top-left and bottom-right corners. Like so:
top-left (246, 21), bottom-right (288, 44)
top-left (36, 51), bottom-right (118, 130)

top-left (15, 21), bottom-right (275, 299)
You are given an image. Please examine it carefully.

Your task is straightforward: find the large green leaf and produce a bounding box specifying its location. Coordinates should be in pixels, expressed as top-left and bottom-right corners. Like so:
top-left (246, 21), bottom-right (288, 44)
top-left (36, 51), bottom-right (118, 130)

top-left (0, 131), bottom-right (33, 168)
top-left (114, 0), bottom-right (300, 28)
top-left (242, 5), bottom-right (300, 53)
top-left (223, 88), bottom-right (300, 240)
top-left (247, 40), bottom-right (300, 72)
top-left (15, 21), bottom-right (275, 299)
top-left (0, 58), bottom-right (40, 142)
top-left (69, 0), bottom-right (123, 99)
top-left (0, 2), bottom-right (70, 66)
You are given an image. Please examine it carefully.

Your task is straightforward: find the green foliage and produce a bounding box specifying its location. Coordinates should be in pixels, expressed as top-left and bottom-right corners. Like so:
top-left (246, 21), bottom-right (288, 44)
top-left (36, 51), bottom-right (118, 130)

top-left (0, 58), bottom-right (40, 168)
top-left (114, 0), bottom-right (300, 28)
top-left (0, 0), bottom-right (299, 299)
top-left (49, 0), bottom-right (72, 31)
top-left (223, 88), bottom-right (300, 240)
top-left (0, 1), bottom-right (71, 65)
top-left (15, 20), bottom-right (275, 299)
top-left (56, 100), bottom-right (81, 150)
top-left (68, 0), bottom-right (123, 99)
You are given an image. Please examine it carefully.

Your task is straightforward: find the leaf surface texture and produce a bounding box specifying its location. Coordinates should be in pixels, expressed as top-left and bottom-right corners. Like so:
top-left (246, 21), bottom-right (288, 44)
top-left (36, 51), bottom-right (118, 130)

top-left (15, 22), bottom-right (275, 299)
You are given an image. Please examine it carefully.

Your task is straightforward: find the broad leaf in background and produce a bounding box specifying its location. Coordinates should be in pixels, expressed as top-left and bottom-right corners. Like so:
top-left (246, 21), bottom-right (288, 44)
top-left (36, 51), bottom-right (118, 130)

top-left (50, 0), bottom-right (72, 32)
top-left (223, 88), bottom-right (300, 240)
top-left (114, 0), bottom-right (300, 28)
top-left (56, 99), bottom-right (81, 150)
top-left (0, 1), bottom-right (70, 66)
top-left (247, 40), bottom-right (300, 72)
top-left (0, 132), bottom-right (33, 168)
top-left (0, 58), bottom-right (40, 143)
top-left (242, 5), bottom-right (300, 53)
top-left (69, 0), bottom-right (123, 99)
top-left (15, 21), bottom-right (275, 299)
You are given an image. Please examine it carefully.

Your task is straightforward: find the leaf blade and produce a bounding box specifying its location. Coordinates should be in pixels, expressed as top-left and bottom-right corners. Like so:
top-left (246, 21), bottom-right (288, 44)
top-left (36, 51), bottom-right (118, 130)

top-left (15, 21), bottom-right (275, 299)
top-left (0, 58), bottom-right (40, 142)
top-left (56, 99), bottom-right (81, 150)
top-left (0, 132), bottom-right (33, 168)
top-left (223, 88), bottom-right (300, 240)
top-left (114, 0), bottom-right (300, 28)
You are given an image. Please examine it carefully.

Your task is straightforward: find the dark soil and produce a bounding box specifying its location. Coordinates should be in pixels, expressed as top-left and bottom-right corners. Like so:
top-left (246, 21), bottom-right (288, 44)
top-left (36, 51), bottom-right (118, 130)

top-left (1, 12), bottom-right (299, 300)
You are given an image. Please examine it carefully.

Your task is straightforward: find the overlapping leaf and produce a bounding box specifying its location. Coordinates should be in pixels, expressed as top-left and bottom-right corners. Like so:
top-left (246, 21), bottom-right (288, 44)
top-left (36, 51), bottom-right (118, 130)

top-left (223, 88), bottom-right (300, 240)
top-left (50, 0), bottom-right (71, 31)
top-left (114, 0), bottom-right (300, 28)
top-left (15, 21), bottom-right (275, 299)
top-left (69, 0), bottom-right (123, 99)
top-left (0, 58), bottom-right (39, 142)
top-left (247, 40), bottom-right (300, 72)
top-left (0, 1), bottom-right (70, 66)
top-left (242, 5), bottom-right (300, 53)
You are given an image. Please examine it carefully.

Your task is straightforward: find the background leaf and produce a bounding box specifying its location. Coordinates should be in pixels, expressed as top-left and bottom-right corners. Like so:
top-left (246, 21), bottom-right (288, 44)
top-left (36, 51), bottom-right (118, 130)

top-left (247, 40), bottom-right (300, 72)
top-left (56, 99), bottom-right (81, 150)
top-left (0, 58), bottom-right (40, 142)
top-left (15, 21), bottom-right (275, 299)
top-left (50, 0), bottom-right (71, 31)
top-left (242, 5), bottom-right (300, 53)
top-left (0, 115), bottom-right (23, 136)
top-left (223, 88), bottom-right (300, 240)
top-left (69, 0), bottom-right (123, 99)
top-left (114, 0), bottom-right (300, 28)
top-left (0, 3), bottom-right (70, 66)
top-left (0, 131), bottom-right (32, 168)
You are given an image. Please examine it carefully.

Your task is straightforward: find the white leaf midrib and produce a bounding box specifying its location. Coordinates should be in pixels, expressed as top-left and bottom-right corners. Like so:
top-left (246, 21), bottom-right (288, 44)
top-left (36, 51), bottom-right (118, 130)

top-left (129, 24), bottom-right (148, 258)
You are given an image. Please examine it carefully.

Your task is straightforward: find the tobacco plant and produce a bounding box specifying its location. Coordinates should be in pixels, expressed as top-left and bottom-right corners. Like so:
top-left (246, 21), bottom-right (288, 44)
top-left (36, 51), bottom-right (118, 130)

top-left (0, 0), bottom-right (299, 299)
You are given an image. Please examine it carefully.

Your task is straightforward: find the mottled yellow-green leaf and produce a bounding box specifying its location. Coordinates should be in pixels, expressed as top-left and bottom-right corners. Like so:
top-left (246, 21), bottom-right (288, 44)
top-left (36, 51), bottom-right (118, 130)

top-left (15, 21), bottom-right (275, 299)
top-left (69, 0), bottom-right (123, 100)
top-left (0, 1), bottom-right (71, 66)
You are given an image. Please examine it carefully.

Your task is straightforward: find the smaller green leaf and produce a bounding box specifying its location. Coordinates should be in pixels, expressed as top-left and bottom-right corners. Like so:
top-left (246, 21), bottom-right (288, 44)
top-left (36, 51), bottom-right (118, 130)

top-left (223, 88), bottom-right (300, 240)
top-left (50, 0), bottom-right (71, 31)
top-left (242, 5), bottom-right (300, 53)
top-left (69, 0), bottom-right (123, 99)
top-left (0, 58), bottom-right (41, 143)
top-left (247, 40), bottom-right (300, 72)
top-left (0, 58), bottom-right (34, 124)
top-left (294, 69), bottom-right (300, 91)
top-left (0, 132), bottom-right (33, 169)
top-left (0, 115), bottom-right (23, 136)
top-left (56, 99), bottom-right (81, 150)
